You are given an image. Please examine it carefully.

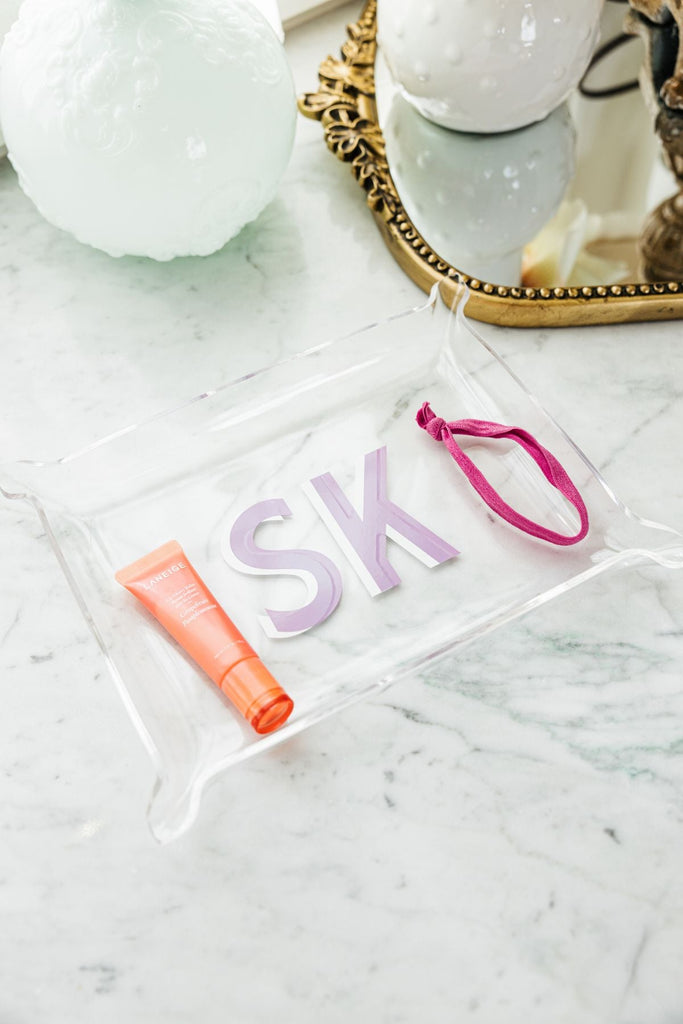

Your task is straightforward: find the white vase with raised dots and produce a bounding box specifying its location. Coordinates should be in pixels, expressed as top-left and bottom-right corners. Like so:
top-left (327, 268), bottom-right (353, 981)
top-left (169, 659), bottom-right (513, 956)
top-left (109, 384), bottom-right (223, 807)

top-left (377, 0), bottom-right (604, 134)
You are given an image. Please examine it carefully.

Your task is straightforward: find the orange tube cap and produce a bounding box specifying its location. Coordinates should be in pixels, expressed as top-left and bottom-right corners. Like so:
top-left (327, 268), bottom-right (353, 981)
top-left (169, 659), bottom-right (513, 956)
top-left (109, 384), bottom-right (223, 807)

top-left (222, 657), bottom-right (294, 734)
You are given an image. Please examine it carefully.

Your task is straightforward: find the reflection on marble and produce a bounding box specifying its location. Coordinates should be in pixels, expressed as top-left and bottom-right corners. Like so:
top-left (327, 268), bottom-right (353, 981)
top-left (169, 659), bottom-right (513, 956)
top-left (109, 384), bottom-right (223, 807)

top-left (384, 93), bottom-right (575, 284)
top-left (0, 5), bottom-right (682, 1023)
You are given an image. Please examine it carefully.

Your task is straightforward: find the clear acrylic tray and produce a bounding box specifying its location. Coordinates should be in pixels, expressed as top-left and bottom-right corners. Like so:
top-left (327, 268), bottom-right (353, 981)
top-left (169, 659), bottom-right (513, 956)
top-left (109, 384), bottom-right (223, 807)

top-left (2, 288), bottom-right (682, 842)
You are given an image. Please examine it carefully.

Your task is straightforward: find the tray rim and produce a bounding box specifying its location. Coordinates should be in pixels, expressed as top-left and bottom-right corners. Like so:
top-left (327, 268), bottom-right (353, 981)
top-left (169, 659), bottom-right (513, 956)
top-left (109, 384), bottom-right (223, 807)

top-left (4, 285), bottom-right (683, 842)
top-left (3, 284), bottom-right (682, 551)
top-left (0, 290), bottom-right (438, 492)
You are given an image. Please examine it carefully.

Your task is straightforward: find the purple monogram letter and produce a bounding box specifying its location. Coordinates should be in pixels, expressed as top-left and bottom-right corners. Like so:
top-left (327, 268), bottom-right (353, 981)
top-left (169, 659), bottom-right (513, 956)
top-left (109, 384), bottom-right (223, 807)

top-left (303, 446), bottom-right (459, 595)
top-left (225, 498), bottom-right (343, 638)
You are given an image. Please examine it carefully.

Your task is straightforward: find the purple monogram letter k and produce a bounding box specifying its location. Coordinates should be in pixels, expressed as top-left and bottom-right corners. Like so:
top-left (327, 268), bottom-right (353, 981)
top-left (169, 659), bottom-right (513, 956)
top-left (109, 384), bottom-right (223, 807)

top-left (303, 446), bottom-right (459, 596)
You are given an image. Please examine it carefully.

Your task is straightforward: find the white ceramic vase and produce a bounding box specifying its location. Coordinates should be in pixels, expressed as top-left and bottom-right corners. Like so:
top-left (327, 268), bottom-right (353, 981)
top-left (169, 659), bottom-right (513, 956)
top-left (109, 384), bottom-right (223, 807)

top-left (377, 0), bottom-right (605, 133)
top-left (0, 0), bottom-right (21, 152)
top-left (0, 0), bottom-right (296, 259)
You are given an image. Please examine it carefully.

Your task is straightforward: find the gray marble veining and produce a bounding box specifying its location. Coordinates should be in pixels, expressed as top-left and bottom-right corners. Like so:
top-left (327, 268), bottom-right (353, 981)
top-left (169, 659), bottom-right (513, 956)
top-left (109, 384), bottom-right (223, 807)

top-left (1, 5), bottom-right (682, 1022)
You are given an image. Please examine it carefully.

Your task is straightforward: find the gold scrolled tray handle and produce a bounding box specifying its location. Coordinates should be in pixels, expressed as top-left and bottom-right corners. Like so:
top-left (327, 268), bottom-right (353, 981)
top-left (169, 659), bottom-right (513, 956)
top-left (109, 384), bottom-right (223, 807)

top-left (298, 0), bottom-right (683, 327)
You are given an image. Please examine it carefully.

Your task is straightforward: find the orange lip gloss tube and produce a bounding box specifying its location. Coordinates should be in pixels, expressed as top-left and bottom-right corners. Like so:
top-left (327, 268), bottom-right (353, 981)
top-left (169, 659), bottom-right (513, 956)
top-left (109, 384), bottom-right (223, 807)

top-left (115, 540), bottom-right (294, 734)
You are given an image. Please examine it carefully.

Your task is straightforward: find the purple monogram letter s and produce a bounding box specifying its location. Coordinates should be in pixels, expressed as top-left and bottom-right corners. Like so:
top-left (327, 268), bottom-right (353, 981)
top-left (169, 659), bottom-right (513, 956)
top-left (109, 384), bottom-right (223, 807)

top-left (225, 498), bottom-right (343, 639)
top-left (303, 446), bottom-right (459, 596)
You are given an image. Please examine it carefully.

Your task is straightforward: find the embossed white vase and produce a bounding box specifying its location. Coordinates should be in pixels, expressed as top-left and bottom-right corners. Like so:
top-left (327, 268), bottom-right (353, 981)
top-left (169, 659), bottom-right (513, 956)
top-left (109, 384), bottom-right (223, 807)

top-left (0, 0), bottom-right (296, 259)
top-left (0, 0), bottom-right (21, 152)
top-left (377, 0), bottom-right (604, 133)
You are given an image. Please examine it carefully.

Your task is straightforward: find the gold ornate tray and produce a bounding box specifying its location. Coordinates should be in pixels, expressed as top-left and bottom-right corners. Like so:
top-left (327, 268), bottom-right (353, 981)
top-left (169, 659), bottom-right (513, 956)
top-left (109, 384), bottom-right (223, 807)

top-left (299, 0), bottom-right (683, 327)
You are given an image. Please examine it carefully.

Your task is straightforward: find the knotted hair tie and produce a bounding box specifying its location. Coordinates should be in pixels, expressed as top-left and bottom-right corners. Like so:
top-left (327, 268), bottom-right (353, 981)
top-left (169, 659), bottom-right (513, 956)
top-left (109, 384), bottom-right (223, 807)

top-left (423, 415), bottom-right (448, 440)
top-left (416, 402), bottom-right (589, 546)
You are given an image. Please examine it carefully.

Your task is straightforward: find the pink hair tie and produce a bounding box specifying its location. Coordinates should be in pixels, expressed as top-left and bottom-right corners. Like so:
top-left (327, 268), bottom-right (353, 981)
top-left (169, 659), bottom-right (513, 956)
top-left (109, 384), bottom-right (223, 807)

top-left (416, 402), bottom-right (589, 546)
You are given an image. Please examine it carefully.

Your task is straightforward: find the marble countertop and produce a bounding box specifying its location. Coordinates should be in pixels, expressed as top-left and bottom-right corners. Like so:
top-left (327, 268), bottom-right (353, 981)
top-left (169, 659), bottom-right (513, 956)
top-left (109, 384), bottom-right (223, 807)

top-left (1, 6), bottom-right (683, 1022)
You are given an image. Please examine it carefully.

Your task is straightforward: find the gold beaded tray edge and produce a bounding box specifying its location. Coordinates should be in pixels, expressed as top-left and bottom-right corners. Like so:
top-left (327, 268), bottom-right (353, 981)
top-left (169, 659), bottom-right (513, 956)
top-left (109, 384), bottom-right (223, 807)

top-left (298, 0), bottom-right (683, 327)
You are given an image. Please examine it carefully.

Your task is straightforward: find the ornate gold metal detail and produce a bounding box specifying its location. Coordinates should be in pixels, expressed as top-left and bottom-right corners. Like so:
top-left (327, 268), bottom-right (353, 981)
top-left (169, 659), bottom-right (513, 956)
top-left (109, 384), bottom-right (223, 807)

top-left (627, 4), bottom-right (683, 281)
top-left (298, 0), bottom-right (683, 327)
top-left (630, 0), bottom-right (683, 108)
